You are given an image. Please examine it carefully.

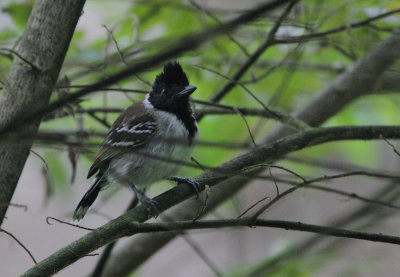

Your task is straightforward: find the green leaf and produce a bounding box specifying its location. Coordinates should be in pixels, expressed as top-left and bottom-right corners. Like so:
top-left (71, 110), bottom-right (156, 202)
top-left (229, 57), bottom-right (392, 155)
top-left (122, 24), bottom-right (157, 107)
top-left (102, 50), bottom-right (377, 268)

top-left (2, 0), bottom-right (34, 30)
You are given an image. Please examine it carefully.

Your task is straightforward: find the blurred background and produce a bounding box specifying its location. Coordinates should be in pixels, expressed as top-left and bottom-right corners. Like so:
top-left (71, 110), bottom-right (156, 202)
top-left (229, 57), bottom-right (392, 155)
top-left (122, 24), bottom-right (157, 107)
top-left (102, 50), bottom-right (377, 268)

top-left (1, 0), bottom-right (400, 276)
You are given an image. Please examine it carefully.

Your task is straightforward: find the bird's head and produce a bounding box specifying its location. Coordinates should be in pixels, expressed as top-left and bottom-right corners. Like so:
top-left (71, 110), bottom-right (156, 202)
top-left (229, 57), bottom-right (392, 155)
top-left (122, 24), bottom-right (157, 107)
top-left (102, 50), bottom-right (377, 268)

top-left (147, 62), bottom-right (196, 113)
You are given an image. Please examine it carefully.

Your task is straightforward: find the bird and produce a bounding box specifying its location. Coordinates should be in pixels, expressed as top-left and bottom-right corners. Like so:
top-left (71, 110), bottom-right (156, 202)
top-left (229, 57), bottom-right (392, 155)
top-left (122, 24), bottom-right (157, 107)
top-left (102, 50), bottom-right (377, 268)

top-left (73, 62), bottom-right (199, 221)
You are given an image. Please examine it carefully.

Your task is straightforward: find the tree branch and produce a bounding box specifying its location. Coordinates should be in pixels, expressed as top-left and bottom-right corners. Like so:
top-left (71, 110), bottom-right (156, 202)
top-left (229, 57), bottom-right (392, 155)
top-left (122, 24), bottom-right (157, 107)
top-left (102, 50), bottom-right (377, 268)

top-left (89, 218), bottom-right (400, 246)
top-left (21, 125), bottom-right (400, 276)
top-left (99, 24), bottom-right (400, 276)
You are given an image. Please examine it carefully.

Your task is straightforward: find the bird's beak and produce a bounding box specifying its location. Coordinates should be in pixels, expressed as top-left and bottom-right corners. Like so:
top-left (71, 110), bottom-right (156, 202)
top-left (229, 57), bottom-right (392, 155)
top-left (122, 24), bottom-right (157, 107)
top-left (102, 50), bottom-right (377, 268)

top-left (178, 85), bottom-right (197, 97)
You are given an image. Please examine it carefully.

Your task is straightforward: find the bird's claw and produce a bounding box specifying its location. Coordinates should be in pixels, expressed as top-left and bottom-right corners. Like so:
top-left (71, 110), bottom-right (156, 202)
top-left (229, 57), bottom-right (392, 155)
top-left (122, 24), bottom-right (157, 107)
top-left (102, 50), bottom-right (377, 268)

top-left (131, 186), bottom-right (159, 217)
top-left (170, 177), bottom-right (203, 199)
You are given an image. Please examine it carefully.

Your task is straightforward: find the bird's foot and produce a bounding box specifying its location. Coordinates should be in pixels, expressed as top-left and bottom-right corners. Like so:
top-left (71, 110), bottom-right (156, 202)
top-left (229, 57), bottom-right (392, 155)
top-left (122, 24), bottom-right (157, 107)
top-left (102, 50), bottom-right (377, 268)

top-left (170, 177), bottom-right (203, 199)
top-left (131, 186), bottom-right (159, 217)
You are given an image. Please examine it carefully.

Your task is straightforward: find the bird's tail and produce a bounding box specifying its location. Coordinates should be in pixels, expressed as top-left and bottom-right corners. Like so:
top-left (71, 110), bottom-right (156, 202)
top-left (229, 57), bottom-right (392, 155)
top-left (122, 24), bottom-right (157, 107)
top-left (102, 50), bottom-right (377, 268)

top-left (72, 173), bottom-right (107, 221)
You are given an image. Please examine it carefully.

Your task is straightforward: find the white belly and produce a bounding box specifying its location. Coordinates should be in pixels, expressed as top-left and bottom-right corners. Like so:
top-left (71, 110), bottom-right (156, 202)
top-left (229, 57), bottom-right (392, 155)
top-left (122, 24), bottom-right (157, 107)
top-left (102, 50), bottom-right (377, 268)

top-left (108, 110), bottom-right (197, 187)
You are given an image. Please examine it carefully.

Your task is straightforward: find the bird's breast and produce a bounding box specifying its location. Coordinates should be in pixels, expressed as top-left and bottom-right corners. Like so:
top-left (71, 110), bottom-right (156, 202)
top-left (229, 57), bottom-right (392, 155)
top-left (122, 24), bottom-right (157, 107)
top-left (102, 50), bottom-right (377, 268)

top-left (108, 110), bottom-right (197, 187)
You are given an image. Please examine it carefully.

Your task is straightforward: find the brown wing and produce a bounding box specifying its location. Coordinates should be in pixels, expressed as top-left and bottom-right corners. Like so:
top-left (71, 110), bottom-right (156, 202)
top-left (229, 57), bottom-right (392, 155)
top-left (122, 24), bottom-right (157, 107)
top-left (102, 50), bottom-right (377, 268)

top-left (87, 101), bottom-right (157, 178)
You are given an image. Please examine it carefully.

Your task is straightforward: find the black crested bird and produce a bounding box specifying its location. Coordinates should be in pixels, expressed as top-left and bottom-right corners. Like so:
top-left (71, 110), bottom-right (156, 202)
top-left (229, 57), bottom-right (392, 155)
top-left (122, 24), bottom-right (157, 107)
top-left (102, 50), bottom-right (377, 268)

top-left (73, 62), bottom-right (199, 221)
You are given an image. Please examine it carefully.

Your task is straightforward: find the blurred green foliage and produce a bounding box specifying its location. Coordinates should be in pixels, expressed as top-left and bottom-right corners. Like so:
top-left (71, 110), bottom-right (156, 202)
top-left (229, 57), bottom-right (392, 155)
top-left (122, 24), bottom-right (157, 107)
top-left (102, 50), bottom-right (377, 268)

top-left (1, 0), bottom-right (400, 274)
top-left (1, 0), bottom-right (399, 209)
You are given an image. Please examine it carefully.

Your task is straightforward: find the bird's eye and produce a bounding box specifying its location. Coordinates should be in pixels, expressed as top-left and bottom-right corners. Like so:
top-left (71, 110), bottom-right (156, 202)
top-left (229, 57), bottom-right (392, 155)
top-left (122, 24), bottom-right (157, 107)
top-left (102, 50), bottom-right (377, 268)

top-left (161, 89), bottom-right (168, 95)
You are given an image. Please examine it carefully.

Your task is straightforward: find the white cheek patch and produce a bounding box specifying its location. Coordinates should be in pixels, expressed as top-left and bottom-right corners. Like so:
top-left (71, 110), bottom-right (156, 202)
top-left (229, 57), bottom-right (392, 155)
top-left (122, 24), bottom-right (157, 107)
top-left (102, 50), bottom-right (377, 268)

top-left (143, 94), bottom-right (154, 109)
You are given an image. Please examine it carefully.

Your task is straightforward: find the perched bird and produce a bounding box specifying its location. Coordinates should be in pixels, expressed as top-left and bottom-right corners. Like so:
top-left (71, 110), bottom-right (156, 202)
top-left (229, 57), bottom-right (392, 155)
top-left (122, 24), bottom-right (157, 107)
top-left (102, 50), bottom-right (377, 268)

top-left (73, 62), bottom-right (199, 221)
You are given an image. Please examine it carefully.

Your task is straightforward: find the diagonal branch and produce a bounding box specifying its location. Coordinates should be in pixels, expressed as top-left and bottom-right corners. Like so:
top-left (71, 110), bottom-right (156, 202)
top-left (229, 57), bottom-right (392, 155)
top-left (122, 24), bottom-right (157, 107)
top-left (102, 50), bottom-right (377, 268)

top-left (21, 125), bottom-right (400, 276)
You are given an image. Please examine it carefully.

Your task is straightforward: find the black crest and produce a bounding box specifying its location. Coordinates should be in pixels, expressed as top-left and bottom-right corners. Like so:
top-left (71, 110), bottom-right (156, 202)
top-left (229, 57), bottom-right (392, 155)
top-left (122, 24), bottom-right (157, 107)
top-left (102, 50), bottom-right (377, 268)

top-left (148, 61), bottom-right (197, 145)
top-left (152, 62), bottom-right (189, 94)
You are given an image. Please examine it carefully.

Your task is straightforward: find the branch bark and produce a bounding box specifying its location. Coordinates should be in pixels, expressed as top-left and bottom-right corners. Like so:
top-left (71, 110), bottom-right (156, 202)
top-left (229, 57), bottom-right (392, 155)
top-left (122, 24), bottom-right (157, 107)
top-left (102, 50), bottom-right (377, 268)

top-left (0, 0), bottom-right (86, 226)
top-left (21, 125), bottom-right (400, 277)
top-left (80, 218), bottom-right (400, 246)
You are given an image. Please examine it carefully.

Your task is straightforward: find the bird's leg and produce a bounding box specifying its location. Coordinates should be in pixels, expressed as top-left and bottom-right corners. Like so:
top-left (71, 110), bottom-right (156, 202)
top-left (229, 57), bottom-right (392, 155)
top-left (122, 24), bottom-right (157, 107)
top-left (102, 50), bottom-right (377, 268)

top-left (169, 177), bottom-right (203, 199)
top-left (130, 185), bottom-right (158, 216)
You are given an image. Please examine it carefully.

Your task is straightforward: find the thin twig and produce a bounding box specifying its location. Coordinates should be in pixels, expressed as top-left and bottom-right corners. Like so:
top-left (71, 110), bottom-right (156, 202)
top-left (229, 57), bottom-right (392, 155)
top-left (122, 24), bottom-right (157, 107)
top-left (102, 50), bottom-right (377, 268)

top-left (87, 111), bottom-right (111, 128)
top-left (269, 168), bottom-right (280, 197)
top-left (156, 212), bottom-right (224, 277)
top-left (189, 0), bottom-right (250, 57)
top-left (46, 216), bottom-right (95, 231)
top-left (242, 44), bottom-right (303, 84)
top-left (194, 64), bottom-right (310, 131)
top-left (268, 164), bottom-right (306, 182)
top-left (0, 48), bottom-right (36, 70)
top-left (9, 203), bottom-right (28, 211)
top-left (250, 171), bottom-right (400, 220)
top-left (237, 196), bottom-right (271, 218)
top-left (103, 25), bottom-right (151, 87)
top-left (198, 0), bottom-right (299, 117)
top-left (191, 156), bottom-right (207, 172)
top-left (29, 150), bottom-right (49, 170)
top-left (0, 228), bottom-right (37, 264)
top-left (233, 107), bottom-right (257, 146)
top-left (381, 136), bottom-right (400, 157)
top-left (181, 232), bottom-right (224, 277)
top-left (193, 185), bottom-right (210, 222)
top-left (275, 8), bottom-right (400, 44)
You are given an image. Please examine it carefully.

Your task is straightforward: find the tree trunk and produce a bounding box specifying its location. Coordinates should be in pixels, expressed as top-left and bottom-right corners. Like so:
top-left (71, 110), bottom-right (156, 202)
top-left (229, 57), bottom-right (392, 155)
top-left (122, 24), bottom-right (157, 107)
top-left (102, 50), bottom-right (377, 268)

top-left (0, 0), bottom-right (86, 226)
